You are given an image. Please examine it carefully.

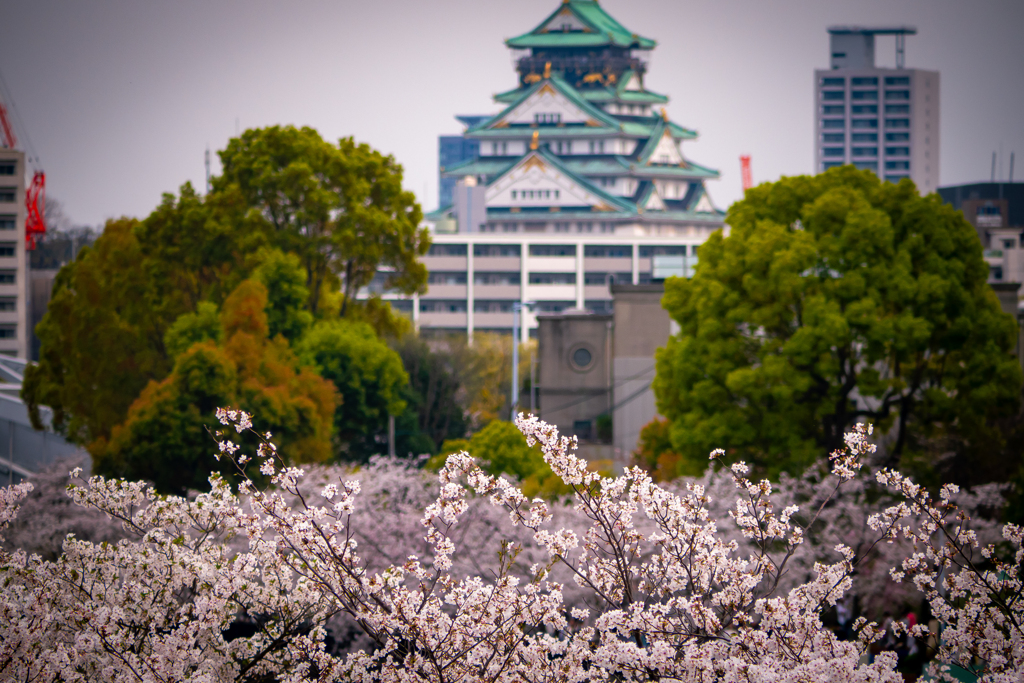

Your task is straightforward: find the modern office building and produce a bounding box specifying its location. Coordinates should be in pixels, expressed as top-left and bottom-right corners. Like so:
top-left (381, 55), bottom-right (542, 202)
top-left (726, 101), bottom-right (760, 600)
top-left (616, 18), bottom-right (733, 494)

top-left (938, 181), bottom-right (1024, 284)
top-left (438, 116), bottom-right (488, 210)
top-left (0, 149), bottom-right (30, 358)
top-left (380, 0), bottom-right (724, 340)
top-left (814, 26), bottom-right (940, 194)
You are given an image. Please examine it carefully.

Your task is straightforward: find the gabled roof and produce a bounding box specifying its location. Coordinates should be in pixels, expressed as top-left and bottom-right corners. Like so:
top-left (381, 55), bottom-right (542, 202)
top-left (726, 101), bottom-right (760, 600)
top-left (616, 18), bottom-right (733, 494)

top-left (470, 74), bottom-right (620, 133)
top-left (506, 0), bottom-right (656, 50)
top-left (486, 148), bottom-right (636, 213)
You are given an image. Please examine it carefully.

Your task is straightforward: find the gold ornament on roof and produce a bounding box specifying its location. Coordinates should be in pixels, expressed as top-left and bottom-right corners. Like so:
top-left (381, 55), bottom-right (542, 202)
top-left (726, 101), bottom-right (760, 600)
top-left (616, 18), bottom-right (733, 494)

top-left (661, 107), bottom-right (669, 122)
top-left (543, 62), bottom-right (551, 79)
top-left (583, 73), bottom-right (604, 84)
top-left (524, 73), bottom-right (541, 84)
top-left (530, 130), bottom-right (540, 150)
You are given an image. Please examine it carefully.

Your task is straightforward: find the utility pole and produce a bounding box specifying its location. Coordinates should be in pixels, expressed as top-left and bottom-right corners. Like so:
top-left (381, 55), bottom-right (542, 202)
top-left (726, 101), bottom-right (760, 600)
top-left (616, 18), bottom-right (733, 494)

top-left (510, 301), bottom-right (534, 420)
top-left (205, 146), bottom-right (211, 193)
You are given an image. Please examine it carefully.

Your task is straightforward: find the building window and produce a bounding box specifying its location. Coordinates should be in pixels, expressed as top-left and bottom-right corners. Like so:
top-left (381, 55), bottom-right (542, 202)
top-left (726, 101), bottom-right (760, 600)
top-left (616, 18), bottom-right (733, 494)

top-left (822, 119), bottom-right (845, 129)
top-left (0, 326), bottom-right (14, 339)
top-left (0, 188), bottom-right (15, 203)
top-left (0, 162), bottom-right (14, 176)
top-left (851, 105), bottom-right (878, 114)
top-left (885, 147), bottom-right (910, 156)
top-left (885, 174), bottom-right (909, 183)
top-left (599, 222), bottom-right (615, 233)
top-left (474, 271), bottom-right (520, 285)
top-left (885, 90), bottom-right (911, 100)
top-left (427, 271), bottom-right (467, 285)
top-left (822, 147), bottom-right (845, 157)
top-left (529, 244), bottom-right (575, 257)
top-left (571, 346), bottom-right (594, 370)
top-left (0, 243), bottom-right (14, 258)
top-left (990, 265), bottom-right (1004, 281)
top-left (822, 77), bottom-right (845, 86)
top-left (0, 271), bottom-right (14, 284)
top-left (0, 216), bottom-right (13, 231)
top-left (584, 245), bottom-right (631, 258)
top-left (427, 244), bottom-right (467, 256)
top-left (852, 147), bottom-right (878, 157)
top-left (534, 113), bottom-right (561, 125)
top-left (822, 105), bottom-right (845, 115)
top-left (0, 298), bottom-right (13, 311)
top-left (1002, 239), bottom-right (1016, 250)
top-left (474, 244), bottom-right (521, 257)
top-left (853, 161), bottom-right (878, 171)
top-left (885, 104), bottom-right (910, 114)
top-left (851, 133), bottom-right (877, 142)
top-left (851, 77), bottom-right (878, 86)
top-left (554, 221), bottom-right (570, 232)
top-left (822, 91), bottom-right (845, 101)
top-left (639, 245), bottom-right (687, 257)
top-left (419, 300), bottom-right (467, 313)
top-left (851, 90), bottom-right (878, 100)
top-left (502, 223), bottom-right (518, 232)
top-left (885, 160), bottom-right (910, 170)
top-left (885, 76), bottom-right (910, 86)
top-left (885, 118), bottom-right (910, 128)
top-left (588, 140), bottom-right (605, 154)
top-left (528, 272), bottom-right (575, 285)
top-left (851, 119), bottom-right (878, 129)
top-left (823, 161), bottom-right (844, 170)
top-left (885, 132), bottom-right (910, 142)
top-left (822, 133), bottom-right (844, 143)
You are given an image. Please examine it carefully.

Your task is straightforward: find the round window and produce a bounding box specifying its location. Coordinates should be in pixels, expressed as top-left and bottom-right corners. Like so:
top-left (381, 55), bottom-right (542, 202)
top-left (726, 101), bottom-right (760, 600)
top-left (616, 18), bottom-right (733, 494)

top-left (572, 347), bottom-right (593, 368)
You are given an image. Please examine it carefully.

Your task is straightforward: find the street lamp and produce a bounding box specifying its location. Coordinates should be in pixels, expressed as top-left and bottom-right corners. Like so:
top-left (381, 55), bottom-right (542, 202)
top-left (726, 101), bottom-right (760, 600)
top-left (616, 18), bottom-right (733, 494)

top-left (511, 301), bottom-right (535, 420)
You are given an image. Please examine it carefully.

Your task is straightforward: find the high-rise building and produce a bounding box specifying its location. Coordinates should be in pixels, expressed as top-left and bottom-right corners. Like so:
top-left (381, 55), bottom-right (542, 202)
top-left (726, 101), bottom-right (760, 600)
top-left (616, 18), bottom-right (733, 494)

top-left (438, 116), bottom-right (489, 210)
top-left (814, 27), bottom-right (940, 194)
top-left (387, 0), bottom-right (724, 340)
top-left (0, 149), bottom-right (30, 358)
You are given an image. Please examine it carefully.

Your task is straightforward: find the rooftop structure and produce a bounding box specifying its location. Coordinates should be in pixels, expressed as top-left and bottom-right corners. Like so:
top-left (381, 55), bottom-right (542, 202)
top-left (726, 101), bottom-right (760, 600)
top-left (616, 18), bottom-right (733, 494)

top-left (938, 181), bottom-right (1024, 285)
top-left (814, 25), bottom-right (939, 194)
top-left (407, 0), bottom-right (724, 339)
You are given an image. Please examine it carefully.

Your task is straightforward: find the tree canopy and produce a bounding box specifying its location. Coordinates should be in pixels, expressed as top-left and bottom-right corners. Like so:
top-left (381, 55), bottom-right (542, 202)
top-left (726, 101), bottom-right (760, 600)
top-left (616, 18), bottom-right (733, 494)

top-left (95, 279), bottom-right (336, 494)
top-left (654, 167), bottom-right (1022, 478)
top-left (215, 126), bottom-right (430, 315)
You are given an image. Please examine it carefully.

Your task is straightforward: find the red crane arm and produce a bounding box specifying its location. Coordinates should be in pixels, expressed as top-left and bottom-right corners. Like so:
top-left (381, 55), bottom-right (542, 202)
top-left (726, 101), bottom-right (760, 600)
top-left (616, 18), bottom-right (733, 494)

top-left (0, 102), bottom-right (15, 150)
top-left (25, 171), bottom-right (45, 250)
top-left (740, 155), bottom-right (753, 192)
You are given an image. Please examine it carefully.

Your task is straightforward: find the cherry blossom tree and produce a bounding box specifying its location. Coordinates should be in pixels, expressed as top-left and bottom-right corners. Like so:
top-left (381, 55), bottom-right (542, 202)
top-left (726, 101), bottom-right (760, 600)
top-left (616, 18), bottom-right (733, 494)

top-left (0, 410), bottom-right (1018, 682)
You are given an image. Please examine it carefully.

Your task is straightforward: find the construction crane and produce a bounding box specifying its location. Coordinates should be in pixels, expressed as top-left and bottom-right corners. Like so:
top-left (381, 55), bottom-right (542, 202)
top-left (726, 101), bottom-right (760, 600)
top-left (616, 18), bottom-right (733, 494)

top-left (740, 155), bottom-right (753, 192)
top-left (0, 84), bottom-right (45, 250)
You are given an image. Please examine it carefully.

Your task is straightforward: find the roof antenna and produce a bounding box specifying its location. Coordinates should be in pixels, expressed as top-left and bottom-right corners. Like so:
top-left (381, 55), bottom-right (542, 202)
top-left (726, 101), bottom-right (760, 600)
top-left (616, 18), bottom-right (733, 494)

top-left (1010, 152), bottom-right (1015, 183)
top-left (991, 152), bottom-right (996, 182)
top-left (204, 146), bottom-right (211, 193)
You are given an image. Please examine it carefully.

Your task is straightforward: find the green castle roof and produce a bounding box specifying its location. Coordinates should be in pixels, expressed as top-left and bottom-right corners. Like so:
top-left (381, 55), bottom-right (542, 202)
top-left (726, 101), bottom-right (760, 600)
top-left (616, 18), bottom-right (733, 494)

top-left (506, 0), bottom-right (656, 50)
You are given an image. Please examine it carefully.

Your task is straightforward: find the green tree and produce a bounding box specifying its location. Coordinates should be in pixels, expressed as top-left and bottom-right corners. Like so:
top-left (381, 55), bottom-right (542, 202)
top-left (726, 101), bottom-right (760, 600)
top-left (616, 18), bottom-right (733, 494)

top-left (295, 320), bottom-right (408, 461)
top-left (96, 280), bottom-right (337, 493)
top-left (24, 185), bottom-right (250, 447)
top-left (215, 126), bottom-right (430, 315)
top-left (23, 218), bottom-right (172, 445)
top-left (393, 335), bottom-right (470, 453)
top-left (654, 167), bottom-right (1022, 477)
top-left (252, 248), bottom-right (314, 342)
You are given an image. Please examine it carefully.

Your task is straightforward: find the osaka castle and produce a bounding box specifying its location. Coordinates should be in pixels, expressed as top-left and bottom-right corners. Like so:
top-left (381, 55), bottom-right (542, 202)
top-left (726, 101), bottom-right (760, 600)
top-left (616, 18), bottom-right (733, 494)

top-left (387, 0), bottom-right (726, 340)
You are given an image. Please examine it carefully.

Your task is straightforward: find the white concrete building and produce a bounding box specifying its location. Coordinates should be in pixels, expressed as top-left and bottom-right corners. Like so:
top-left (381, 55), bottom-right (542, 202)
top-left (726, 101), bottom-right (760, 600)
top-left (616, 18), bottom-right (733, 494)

top-left (0, 149), bottom-right (30, 359)
top-left (814, 26), bottom-right (940, 194)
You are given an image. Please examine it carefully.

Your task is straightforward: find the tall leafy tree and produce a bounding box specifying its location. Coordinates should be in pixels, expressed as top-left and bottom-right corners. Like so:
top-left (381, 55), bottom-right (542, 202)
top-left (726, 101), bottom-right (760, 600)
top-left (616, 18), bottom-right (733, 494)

top-left (96, 280), bottom-right (336, 494)
top-left (654, 167), bottom-right (1022, 476)
top-left (24, 184), bottom-right (250, 447)
top-left (295, 320), bottom-right (408, 461)
top-left (215, 126), bottom-right (430, 315)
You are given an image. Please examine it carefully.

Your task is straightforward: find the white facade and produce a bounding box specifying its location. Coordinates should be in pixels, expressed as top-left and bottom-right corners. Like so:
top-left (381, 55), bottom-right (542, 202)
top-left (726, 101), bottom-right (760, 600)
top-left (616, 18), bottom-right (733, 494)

top-left (370, 229), bottom-right (718, 341)
top-left (0, 149), bottom-right (29, 359)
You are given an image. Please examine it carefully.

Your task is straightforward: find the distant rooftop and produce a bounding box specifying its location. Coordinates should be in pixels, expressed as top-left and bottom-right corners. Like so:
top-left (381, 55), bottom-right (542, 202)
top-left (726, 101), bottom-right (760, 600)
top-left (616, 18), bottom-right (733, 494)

top-left (827, 25), bottom-right (919, 70)
top-left (827, 26), bottom-right (917, 36)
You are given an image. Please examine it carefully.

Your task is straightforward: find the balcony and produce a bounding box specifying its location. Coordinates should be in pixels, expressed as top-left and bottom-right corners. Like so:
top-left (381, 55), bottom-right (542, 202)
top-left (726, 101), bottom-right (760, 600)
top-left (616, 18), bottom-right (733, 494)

top-left (422, 255), bottom-right (467, 271)
top-left (527, 256), bottom-right (576, 273)
top-left (419, 312), bottom-right (467, 328)
top-left (424, 284), bottom-right (467, 299)
top-left (473, 256), bottom-right (520, 270)
top-left (526, 284), bottom-right (577, 301)
top-left (473, 283), bottom-right (521, 299)
top-left (474, 312), bottom-right (514, 328)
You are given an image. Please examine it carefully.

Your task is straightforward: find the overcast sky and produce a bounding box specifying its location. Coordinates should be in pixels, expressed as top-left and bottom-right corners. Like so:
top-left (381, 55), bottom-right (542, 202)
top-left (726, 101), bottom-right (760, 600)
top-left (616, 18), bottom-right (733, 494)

top-left (1, 0), bottom-right (1022, 227)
